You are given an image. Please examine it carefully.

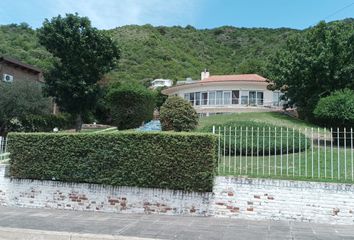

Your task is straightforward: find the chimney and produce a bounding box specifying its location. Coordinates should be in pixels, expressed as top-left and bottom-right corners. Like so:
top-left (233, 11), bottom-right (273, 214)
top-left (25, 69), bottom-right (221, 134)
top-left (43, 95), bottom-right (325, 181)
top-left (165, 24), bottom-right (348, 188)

top-left (201, 69), bottom-right (210, 80)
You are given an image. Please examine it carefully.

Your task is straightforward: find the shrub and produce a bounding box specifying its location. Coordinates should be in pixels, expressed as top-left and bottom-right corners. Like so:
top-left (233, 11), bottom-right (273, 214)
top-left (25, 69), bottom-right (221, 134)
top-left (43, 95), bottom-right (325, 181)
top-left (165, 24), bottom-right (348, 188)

top-left (8, 131), bottom-right (216, 192)
top-left (198, 121), bottom-right (309, 155)
top-left (107, 83), bottom-right (156, 130)
top-left (160, 96), bottom-right (198, 132)
top-left (314, 89), bottom-right (354, 145)
top-left (17, 114), bottom-right (74, 132)
top-left (314, 89), bottom-right (354, 127)
top-left (0, 80), bottom-right (51, 136)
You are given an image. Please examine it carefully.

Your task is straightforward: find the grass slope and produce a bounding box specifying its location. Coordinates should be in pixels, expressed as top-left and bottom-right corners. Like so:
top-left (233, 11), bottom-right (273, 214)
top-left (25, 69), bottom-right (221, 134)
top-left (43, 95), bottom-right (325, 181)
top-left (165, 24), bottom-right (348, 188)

top-left (197, 112), bottom-right (318, 131)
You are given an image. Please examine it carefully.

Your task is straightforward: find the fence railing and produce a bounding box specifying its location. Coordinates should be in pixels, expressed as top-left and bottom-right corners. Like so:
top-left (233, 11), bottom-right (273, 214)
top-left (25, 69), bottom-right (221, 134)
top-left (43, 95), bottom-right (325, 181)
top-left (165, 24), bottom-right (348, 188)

top-left (0, 137), bottom-right (9, 162)
top-left (212, 126), bottom-right (354, 182)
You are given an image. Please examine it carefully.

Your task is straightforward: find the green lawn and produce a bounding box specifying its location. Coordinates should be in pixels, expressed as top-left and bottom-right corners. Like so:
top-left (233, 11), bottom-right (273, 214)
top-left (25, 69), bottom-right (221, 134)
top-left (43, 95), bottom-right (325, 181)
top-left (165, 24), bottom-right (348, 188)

top-left (197, 112), bottom-right (319, 131)
top-left (218, 146), bottom-right (354, 183)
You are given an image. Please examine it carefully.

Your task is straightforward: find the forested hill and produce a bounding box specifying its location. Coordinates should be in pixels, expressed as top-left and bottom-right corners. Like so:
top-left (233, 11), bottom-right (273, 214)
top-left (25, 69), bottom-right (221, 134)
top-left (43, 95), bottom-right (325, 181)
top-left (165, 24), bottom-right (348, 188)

top-left (0, 19), bottom-right (351, 84)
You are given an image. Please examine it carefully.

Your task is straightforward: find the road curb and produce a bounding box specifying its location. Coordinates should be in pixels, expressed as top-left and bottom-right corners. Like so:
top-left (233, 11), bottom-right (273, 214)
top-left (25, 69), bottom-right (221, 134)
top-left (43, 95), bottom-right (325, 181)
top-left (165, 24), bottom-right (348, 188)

top-left (0, 227), bottom-right (159, 240)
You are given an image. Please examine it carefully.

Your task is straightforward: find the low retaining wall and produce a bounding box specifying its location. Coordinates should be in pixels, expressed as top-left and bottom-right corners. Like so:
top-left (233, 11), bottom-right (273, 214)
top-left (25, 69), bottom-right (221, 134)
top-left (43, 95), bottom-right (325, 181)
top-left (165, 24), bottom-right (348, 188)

top-left (2, 164), bottom-right (354, 224)
top-left (0, 165), bottom-right (212, 215)
top-left (212, 176), bottom-right (354, 224)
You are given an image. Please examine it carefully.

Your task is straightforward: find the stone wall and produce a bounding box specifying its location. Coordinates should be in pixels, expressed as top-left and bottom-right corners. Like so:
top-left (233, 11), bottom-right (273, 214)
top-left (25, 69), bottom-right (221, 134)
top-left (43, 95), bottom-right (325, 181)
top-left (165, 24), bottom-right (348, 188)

top-left (212, 176), bottom-right (354, 224)
top-left (0, 165), bottom-right (212, 216)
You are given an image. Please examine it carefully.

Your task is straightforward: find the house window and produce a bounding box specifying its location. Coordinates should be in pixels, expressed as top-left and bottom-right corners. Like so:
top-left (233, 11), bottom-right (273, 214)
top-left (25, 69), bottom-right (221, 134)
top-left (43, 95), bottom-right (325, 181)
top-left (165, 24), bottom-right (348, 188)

top-left (249, 91), bottom-right (256, 105)
top-left (209, 91), bottom-right (216, 105)
top-left (257, 92), bottom-right (264, 105)
top-left (189, 92), bottom-right (195, 105)
top-left (232, 90), bottom-right (239, 104)
top-left (240, 91), bottom-right (249, 105)
top-left (216, 91), bottom-right (223, 105)
top-left (223, 91), bottom-right (231, 105)
top-left (195, 92), bottom-right (201, 106)
top-left (184, 93), bottom-right (190, 101)
top-left (201, 92), bottom-right (208, 105)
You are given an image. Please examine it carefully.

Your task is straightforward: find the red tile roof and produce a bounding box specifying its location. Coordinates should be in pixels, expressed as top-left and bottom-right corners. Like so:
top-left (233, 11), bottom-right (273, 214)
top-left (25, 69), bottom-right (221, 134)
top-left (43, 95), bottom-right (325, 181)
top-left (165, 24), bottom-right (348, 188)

top-left (201, 74), bottom-right (267, 83)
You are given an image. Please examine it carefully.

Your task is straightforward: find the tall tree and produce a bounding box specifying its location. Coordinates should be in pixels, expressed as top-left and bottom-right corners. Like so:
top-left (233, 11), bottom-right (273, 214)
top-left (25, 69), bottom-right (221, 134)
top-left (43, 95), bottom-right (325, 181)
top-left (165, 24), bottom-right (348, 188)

top-left (267, 21), bottom-right (354, 121)
top-left (38, 13), bottom-right (120, 131)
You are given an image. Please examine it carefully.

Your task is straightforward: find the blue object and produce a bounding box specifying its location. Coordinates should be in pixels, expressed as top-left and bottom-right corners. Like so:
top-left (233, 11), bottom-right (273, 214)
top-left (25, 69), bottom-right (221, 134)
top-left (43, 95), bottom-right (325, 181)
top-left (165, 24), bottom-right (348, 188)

top-left (137, 120), bottom-right (161, 131)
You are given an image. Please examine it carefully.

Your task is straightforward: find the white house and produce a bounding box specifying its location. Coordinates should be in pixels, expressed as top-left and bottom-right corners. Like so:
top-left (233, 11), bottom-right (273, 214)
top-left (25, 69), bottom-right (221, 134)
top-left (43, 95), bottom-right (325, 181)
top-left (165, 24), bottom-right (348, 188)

top-left (162, 70), bottom-right (284, 116)
top-left (150, 79), bottom-right (173, 89)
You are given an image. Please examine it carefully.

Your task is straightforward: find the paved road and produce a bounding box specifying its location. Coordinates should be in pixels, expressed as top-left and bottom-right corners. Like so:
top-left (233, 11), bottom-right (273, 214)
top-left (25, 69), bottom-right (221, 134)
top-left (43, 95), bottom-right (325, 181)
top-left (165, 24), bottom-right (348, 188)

top-left (0, 206), bottom-right (354, 240)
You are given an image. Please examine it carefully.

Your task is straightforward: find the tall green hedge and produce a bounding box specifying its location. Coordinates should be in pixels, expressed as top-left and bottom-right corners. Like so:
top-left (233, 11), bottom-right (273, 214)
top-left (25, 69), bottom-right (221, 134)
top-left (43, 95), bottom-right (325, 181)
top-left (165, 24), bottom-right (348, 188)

top-left (8, 132), bottom-right (216, 192)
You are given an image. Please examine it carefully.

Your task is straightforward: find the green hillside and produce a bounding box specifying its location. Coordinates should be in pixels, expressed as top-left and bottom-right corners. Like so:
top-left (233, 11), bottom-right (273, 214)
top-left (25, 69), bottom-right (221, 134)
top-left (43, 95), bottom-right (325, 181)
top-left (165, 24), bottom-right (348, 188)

top-left (0, 19), bottom-right (351, 84)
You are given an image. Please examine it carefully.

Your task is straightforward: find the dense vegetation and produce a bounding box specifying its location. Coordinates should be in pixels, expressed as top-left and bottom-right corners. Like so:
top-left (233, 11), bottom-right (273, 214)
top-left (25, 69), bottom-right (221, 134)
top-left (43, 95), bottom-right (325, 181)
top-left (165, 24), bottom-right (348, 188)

top-left (160, 96), bottom-right (198, 132)
top-left (268, 19), bottom-right (354, 121)
top-left (107, 83), bottom-right (156, 130)
top-left (0, 22), bottom-right (299, 83)
top-left (0, 81), bottom-right (51, 136)
top-left (9, 131), bottom-right (216, 192)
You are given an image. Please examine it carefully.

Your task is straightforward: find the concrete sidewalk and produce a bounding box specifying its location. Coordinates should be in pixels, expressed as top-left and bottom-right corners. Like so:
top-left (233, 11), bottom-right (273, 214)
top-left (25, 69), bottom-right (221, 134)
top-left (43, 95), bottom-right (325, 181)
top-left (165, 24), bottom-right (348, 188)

top-left (0, 206), bottom-right (354, 240)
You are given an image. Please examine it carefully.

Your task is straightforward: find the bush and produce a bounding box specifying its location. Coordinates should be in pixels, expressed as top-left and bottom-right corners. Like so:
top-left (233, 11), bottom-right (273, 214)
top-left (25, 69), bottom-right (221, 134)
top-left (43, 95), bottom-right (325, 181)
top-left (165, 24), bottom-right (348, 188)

top-left (314, 89), bottom-right (354, 127)
top-left (107, 83), bottom-right (156, 130)
top-left (18, 114), bottom-right (74, 132)
top-left (198, 121), bottom-right (309, 155)
top-left (314, 89), bottom-right (354, 145)
top-left (8, 131), bottom-right (216, 192)
top-left (160, 96), bottom-right (198, 132)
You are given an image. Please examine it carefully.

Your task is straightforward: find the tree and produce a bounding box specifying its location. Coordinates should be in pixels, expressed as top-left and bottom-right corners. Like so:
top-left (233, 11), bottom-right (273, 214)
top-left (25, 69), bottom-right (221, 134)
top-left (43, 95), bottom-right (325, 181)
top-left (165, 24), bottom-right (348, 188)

top-left (267, 21), bottom-right (354, 121)
top-left (107, 83), bottom-right (156, 130)
top-left (160, 96), bottom-right (198, 132)
top-left (38, 13), bottom-right (120, 131)
top-left (0, 81), bottom-right (51, 136)
top-left (154, 86), bottom-right (168, 110)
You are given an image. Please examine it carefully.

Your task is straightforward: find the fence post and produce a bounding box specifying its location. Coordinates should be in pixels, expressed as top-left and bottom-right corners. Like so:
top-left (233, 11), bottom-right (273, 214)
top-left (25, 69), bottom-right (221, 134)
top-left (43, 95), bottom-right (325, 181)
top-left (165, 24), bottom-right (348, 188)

top-left (344, 127), bottom-right (347, 180)
top-left (257, 127), bottom-right (259, 176)
top-left (324, 128), bottom-right (327, 179)
top-left (274, 127), bottom-right (277, 175)
top-left (305, 128), bottom-right (308, 177)
top-left (240, 126), bottom-right (243, 175)
top-left (234, 127), bottom-right (237, 174)
top-left (287, 128), bottom-right (289, 176)
top-left (318, 128), bottom-right (320, 178)
top-left (338, 127), bottom-right (340, 180)
top-left (311, 128), bottom-right (314, 178)
top-left (212, 125), bottom-right (215, 134)
top-left (299, 129), bottom-right (301, 176)
top-left (251, 127), bottom-right (254, 174)
top-left (280, 127), bottom-right (283, 176)
top-left (262, 127), bottom-right (265, 175)
top-left (229, 126), bottom-right (232, 174)
top-left (293, 128), bottom-right (295, 177)
top-left (351, 127), bottom-right (353, 181)
top-left (218, 126), bottom-right (221, 175)
top-left (331, 128), bottom-right (334, 179)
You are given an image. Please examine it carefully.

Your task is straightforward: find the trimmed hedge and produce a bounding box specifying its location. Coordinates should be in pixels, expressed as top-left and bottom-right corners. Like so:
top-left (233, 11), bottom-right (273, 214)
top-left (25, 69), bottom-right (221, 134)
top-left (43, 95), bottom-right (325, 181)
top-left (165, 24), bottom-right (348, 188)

top-left (198, 121), bottom-right (309, 155)
top-left (8, 131), bottom-right (216, 192)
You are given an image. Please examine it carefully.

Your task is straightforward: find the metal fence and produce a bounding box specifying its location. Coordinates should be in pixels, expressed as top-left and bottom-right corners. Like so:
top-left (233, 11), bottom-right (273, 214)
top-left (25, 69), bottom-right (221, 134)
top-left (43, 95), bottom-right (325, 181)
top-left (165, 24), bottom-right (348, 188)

top-left (213, 126), bottom-right (354, 182)
top-left (0, 137), bottom-right (9, 162)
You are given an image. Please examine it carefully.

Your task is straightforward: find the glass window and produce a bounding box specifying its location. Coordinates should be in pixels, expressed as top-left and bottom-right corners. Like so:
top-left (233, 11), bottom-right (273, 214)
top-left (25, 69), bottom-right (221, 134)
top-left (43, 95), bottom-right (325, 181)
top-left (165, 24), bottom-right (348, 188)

top-left (257, 92), bottom-right (264, 105)
top-left (201, 92), bottom-right (208, 105)
top-left (223, 91), bottom-right (231, 105)
top-left (241, 96), bottom-right (248, 105)
top-left (232, 90), bottom-right (239, 104)
top-left (209, 91), bottom-right (216, 105)
top-left (249, 91), bottom-right (256, 105)
top-left (189, 92), bottom-right (195, 105)
top-left (184, 93), bottom-right (190, 101)
top-left (216, 91), bottom-right (223, 105)
top-left (195, 92), bottom-right (200, 106)
top-left (273, 92), bottom-right (280, 106)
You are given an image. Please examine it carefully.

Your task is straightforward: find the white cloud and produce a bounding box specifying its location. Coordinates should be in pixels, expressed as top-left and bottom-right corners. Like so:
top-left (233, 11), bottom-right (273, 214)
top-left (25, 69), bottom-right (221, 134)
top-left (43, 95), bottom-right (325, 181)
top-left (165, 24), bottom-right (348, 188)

top-left (49, 0), bottom-right (200, 29)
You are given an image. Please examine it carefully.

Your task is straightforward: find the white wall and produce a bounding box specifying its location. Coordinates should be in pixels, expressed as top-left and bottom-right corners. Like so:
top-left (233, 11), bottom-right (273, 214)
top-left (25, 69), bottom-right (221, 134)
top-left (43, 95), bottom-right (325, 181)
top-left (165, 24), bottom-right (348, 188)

top-left (0, 165), bottom-right (212, 216)
top-left (212, 176), bottom-right (354, 224)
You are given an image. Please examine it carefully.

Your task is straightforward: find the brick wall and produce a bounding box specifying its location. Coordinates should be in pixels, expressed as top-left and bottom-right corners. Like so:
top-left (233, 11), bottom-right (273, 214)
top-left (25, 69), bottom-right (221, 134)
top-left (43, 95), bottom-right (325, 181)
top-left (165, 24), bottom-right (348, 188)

top-left (2, 163), bottom-right (354, 224)
top-left (212, 176), bottom-right (354, 224)
top-left (0, 164), bottom-right (212, 216)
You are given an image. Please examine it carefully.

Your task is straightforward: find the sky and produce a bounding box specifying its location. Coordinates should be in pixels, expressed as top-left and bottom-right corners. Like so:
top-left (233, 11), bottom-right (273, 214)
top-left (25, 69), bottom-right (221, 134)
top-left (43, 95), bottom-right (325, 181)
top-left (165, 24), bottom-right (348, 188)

top-left (0, 0), bottom-right (353, 30)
